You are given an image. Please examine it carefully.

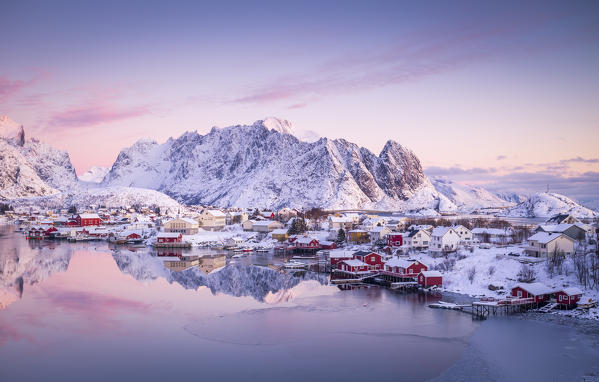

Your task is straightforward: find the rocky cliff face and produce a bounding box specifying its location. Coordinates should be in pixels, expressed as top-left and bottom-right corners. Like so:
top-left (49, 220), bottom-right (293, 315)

top-left (102, 118), bottom-right (446, 211)
top-left (0, 115), bottom-right (78, 199)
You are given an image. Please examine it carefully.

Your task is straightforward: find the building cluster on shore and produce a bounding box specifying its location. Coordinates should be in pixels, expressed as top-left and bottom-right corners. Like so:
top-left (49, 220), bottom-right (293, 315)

top-left (3, 203), bottom-right (598, 311)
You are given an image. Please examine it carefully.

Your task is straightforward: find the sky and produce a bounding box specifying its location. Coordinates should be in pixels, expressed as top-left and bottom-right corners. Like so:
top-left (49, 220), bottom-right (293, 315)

top-left (1, 0), bottom-right (598, 207)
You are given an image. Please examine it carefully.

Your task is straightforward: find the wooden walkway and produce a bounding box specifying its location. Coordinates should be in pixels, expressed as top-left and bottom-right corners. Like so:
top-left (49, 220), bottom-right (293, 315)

top-left (470, 297), bottom-right (539, 319)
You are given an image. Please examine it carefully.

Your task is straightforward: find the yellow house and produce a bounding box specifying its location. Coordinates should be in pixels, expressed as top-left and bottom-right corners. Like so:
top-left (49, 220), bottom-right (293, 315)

top-left (163, 217), bottom-right (199, 235)
top-left (348, 229), bottom-right (369, 244)
top-left (271, 228), bottom-right (289, 242)
top-left (198, 255), bottom-right (226, 274)
top-left (199, 209), bottom-right (226, 231)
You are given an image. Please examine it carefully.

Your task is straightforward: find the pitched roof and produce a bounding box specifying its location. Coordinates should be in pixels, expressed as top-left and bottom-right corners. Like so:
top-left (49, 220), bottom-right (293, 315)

top-left (157, 232), bottom-right (182, 238)
top-left (561, 287), bottom-right (583, 296)
top-left (384, 257), bottom-right (413, 269)
top-left (527, 232), bottom-right (573, 244)
top-left (513, 282), bottom-right (553, 296)
top-left (341, 259), bottom-right (367, 267)
top-left (431, 226), bottom-right (453, 237)
top-left (420, 270), bottom-right (442, 277)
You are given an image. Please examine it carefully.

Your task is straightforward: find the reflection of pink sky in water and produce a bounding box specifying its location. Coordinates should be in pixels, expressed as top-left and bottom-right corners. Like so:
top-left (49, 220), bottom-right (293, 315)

top-left (0, 250), bottom-right (338, 347)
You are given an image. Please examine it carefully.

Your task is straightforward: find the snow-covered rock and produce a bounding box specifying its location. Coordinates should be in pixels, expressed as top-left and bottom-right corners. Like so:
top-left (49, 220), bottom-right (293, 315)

top-left (78, 166), bottom-right (109, 183)
top-left (102, 118), bottom-right (452, 210)
top-left (432, 178), bottom-right (515, 212)
top-left (501, 192), bottom-right (598, 218)
top-left (0, 116), bottom-right (78, 199)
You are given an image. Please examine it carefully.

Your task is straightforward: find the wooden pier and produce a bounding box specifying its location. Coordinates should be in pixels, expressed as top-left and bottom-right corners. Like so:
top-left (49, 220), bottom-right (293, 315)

top-left (390, 281), bottom-right (419, 291)
top-left (470, 297), bottom-right (539, 319)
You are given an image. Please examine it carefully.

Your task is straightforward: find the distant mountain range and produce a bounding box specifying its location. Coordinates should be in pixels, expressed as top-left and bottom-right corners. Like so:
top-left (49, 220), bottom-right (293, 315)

top-left (0, 114), bottom-right (596, 217)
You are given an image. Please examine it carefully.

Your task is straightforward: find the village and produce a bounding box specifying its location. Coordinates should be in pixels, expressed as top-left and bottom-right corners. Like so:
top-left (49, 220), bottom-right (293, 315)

top-left (2, 203), bottom-right (599, 320)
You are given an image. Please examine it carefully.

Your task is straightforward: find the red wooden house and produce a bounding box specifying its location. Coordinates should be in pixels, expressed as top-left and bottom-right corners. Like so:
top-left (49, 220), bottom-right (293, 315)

top-left (555, 287), bottom-right (583, 307)
top-left (418, 271), bottom-right (443, 287)
top-left (386, 233), bottom-right (403, 247)
top-left (157, 232), bottom-right (182, 243)
top-left (511, 283), bottom-right (553, 303)
top-left (294, 236), bottom-right (320, 249)
top-left (353, 251), bottom-right (384, 270)
top-left (319, 240), bottom-right (337, 250)
top-left (44, 226), bottom-right (58, 237)
top-left (337, 259), bottom-right (370, 274)
top-left (75, 213), bottom-right (102, 226)
top-left (328, 250), bottom-right (354, 266)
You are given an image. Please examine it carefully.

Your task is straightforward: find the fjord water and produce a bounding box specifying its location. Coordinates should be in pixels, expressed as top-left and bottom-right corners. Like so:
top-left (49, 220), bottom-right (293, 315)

top-left (1, 227), bottom-right (598, 382)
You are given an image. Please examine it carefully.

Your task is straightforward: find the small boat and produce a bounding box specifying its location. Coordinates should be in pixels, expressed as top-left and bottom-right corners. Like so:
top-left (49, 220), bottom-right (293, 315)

top-left (232, 248), bottom-right (243, 253)
top-left (428, 301), bottom-right (468, 310)
top-left (255, 248), bottom-right (269, 253)
top-left (242, 247), bottom-right (254, 253)
top-left (232, 254), bottom-right (244, 259)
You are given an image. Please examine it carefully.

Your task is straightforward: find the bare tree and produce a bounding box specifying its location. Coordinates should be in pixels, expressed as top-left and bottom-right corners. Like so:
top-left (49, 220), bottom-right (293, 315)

top-left (467, 267), bottom-right (477, 284)
top-left (517, 264), bottom-right (536, 282)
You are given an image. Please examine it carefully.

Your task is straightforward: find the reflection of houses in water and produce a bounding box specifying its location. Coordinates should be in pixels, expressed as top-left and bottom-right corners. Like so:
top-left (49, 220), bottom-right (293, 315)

top-left (198, 254), bottom-right (226, 274)
top-left (156, 248), bottom-right (185, 258)
top-left (162, 255), bottom-right (200, 271)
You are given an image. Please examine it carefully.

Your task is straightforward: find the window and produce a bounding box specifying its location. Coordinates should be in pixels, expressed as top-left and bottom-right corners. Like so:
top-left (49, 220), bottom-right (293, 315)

top-left (559, 295), bottom-right (563, 301)
top-left (517, 290), bottom-right (522, 297)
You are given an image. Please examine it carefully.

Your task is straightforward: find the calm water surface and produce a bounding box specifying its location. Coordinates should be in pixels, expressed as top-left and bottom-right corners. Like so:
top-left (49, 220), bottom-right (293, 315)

top-left (1, 226), bottom-right (598, 382)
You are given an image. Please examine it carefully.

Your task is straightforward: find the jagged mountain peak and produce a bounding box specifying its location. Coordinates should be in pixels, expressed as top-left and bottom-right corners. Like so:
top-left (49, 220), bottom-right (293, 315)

top-left (101, 118), bottom-right (444, 211)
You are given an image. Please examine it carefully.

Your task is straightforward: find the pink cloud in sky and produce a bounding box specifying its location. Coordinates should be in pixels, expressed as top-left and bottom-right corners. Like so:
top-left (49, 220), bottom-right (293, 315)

top-left (47, 100), bottom-right (152, 128)
top-left (0, 72), bottom-right (49, 104)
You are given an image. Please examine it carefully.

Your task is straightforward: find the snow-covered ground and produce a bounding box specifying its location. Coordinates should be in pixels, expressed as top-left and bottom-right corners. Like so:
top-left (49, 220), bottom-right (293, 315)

top-left (405, 245), bottom-right (599, 321)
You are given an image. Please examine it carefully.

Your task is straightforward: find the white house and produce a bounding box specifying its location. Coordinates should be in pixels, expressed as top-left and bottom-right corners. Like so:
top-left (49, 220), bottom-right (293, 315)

top-left (369, 226), bottom-right (391, 243)
top-left (328, 215), bottom-right (354, 230)
top-left (430, 227), bottom-right (461, 253)
top-left (452, 225), bottom-right (473, 243)
top-left (525, 232), bottom-right (575, 258)
top-left (252, 220), bottom-right (284, 233)
top-left (404, 229), bottom-right (431, 249)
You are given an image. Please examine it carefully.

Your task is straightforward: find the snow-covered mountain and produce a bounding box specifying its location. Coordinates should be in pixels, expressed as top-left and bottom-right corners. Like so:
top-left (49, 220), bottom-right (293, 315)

top-left (431, 178), bottom-right (515, 212)
top-left (500, 192), bottom-right (599, 218)
top-left (78, 166), bottom-right (109, 183)
top-left (102, 117), bottom-right (450, 211)
top-left (494, 191), bottom-right (528, 205)
top-left (0, 115), bottom-right (78, 199)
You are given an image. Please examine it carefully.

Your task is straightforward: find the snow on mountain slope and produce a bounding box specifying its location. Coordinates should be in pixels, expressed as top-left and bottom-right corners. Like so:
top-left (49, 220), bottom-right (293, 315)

top-left (501, 192), bottom-right (598, 218)
top-left (10, 185), bottom-right (181, 210)
top-left (102, 118), bottom-right (451, 211)
top-left (79, 166), bottom-right (109, 183)
top-left (0, 140), bottom-right (59, 199)
top-left (431, 178), bottom-right (515, 211)
top-left (0, 116), bottom-right (78, 197)
top-left (494, 191), bottom-right (528, 205)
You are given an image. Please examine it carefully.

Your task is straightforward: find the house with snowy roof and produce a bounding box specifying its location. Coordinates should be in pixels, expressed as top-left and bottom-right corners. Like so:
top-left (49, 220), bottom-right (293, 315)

top-left (452, 225), bottom-right (473, 243)
top-left (430, 227), bottom-right (461, 253)
top-left (404, 228), bottom-right (430, 249)
top-left (163, 217), bottom-right (199, 235)
top-left (199, 209), bottom-right (226, 230)
top-left (252, 220), bottom-right (284, 233)
top-left (511, 282), bottom-right (554, 302)
top-left (535, 223), bottom-right (586, 241)
top-left (525, 232), bottom-right (575, 258)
